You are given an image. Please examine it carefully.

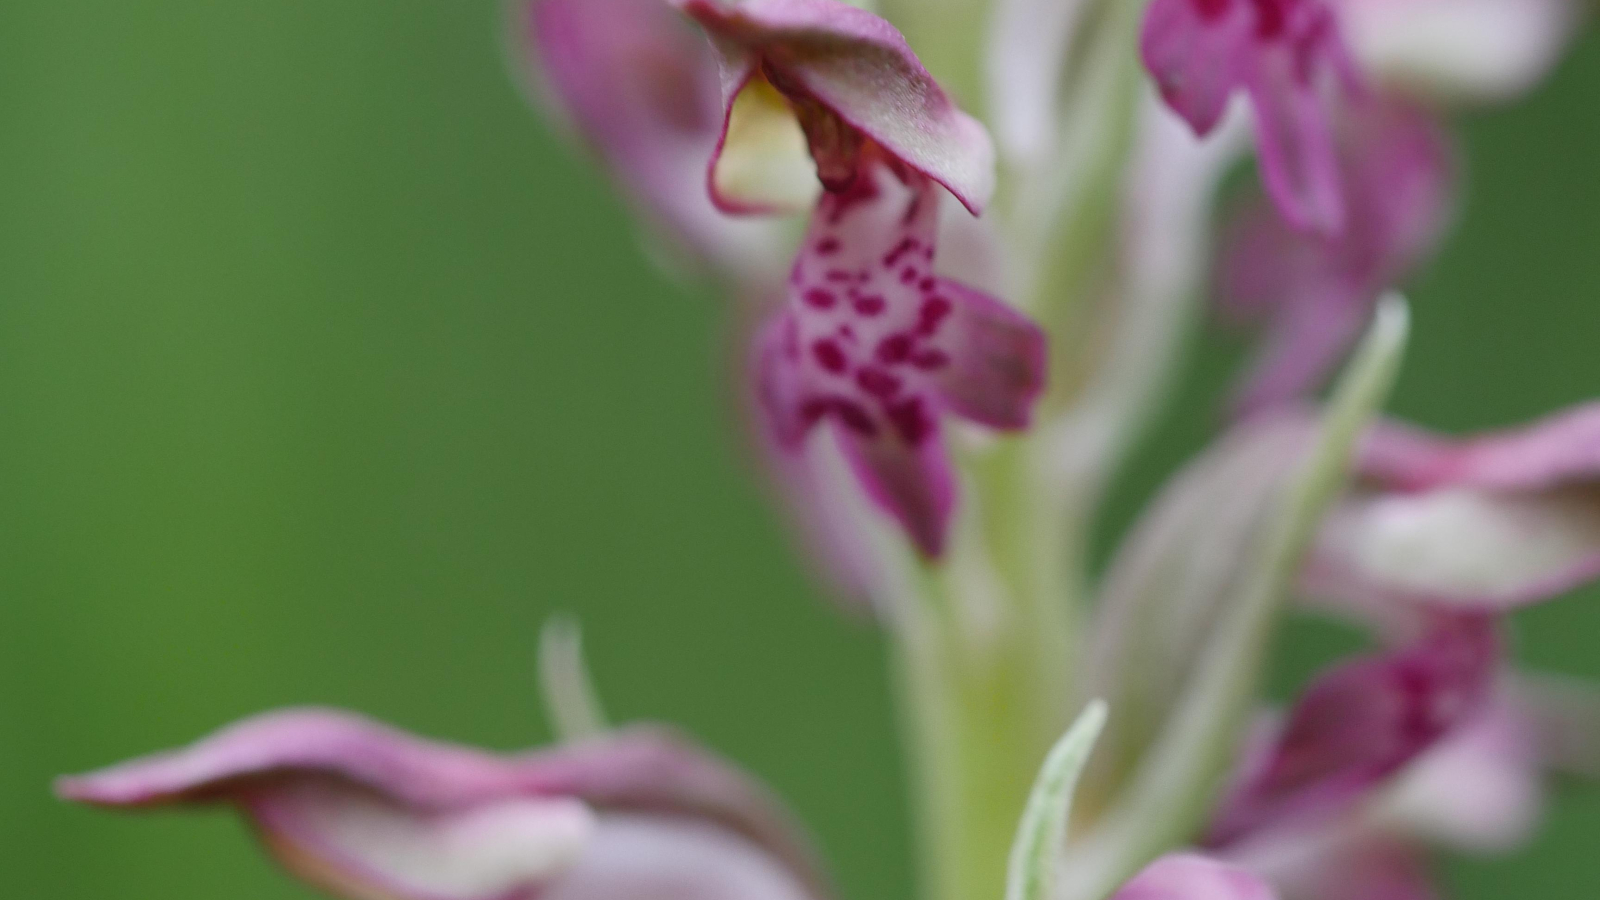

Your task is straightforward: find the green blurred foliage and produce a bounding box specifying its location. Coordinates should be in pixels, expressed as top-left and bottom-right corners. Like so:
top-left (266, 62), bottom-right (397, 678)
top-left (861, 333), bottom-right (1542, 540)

top-left (0, 3), bottom-right (1596, 898)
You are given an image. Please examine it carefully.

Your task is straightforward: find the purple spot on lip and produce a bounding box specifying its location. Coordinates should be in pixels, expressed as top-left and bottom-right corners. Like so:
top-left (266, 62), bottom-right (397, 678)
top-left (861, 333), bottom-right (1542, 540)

top-left (817, 237), bottom-right (842, 255)
top-left (813, 339), bottom-right (848, 373)
top-left (853, 295), bottom-right (886, 316)
top-left (856, 366), bottom-right (901, 399)
top-left (833, 398), bottom-right (877, 436)
top-left (918, 277), bottom-right (936, 292)
top-left (882, 237), bottom-right (918, 268)
top-left (886, 397), bottom-right (932, 445)
top-left (917, 296), bottom-right (952, 335)
top-left (804, 288), bottom-right (837, 309)
top-left (910, 348), bottom-right (950, 370)
top-left (877, 333), bottom-right (913, 364)
top-left (900, 267), bottom-right (918, 285)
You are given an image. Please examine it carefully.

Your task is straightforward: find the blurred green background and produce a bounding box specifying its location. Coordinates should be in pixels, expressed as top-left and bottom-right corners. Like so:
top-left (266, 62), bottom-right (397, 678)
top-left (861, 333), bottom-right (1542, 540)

top-left (1, 3), bottom-right (1597, 897)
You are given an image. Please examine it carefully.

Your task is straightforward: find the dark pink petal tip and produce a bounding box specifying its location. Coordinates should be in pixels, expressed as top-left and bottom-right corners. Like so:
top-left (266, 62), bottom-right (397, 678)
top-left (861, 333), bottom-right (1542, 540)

top-left (1207, 613), bottom-right (1499, 846)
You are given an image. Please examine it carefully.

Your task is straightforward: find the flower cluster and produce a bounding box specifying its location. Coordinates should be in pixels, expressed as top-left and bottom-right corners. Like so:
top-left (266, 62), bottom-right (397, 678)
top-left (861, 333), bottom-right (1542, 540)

top-left (59, 3), bottom-right (1597, 900)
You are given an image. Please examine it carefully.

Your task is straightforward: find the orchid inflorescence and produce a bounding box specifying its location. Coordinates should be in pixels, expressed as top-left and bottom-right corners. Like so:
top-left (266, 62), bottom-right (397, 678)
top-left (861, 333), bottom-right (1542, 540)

top-left (57, 2), bottom-right (1599, 900)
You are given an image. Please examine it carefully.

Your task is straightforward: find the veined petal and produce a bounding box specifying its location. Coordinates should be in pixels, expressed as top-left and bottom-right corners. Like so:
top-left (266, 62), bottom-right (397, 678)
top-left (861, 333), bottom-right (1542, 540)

top-left (1112, 854), bottom-right (1278, 900)
top-left (58, 710), bottom-right (832, 900)
top-left (677, 0), bottom-right (996, 213)
top-left (525, 0), bottom-right (785, 277)
top-left (1336, 0), bottom-right (1581, 104)
top-left (1207, 613), bottom-right (1499, 846)
top-left (1305, 404), bottom-right (1600, 612)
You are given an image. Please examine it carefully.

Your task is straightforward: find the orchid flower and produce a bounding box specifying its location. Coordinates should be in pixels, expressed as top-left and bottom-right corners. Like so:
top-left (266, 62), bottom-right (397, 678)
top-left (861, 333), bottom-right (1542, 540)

top-left (53, 4), bottom-right (1600, 900)
top-left (676, 0), bottom-right (1045, 557)
top-left (58, 709), bottom-right (832, 900)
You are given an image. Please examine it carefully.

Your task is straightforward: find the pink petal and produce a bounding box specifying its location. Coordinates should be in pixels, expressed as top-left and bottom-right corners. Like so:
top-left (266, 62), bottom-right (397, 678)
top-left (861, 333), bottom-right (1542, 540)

top-left (921, 278), bottom-right (1047, 430)
top-left (1208, 613), bottom-right (1499, 845)
top-left (525, 0), bottom-right (781, 273)
top-left (1246, 44), bottom-right (1346, 234)
top-left (677, 0), bottom-right (996, 214)
top-left (1304, 404), bottom-right (1600, 613)
top-left (1112, 854), bottom-right (1278, 900)
top-left (58, 710), bottom-right (831, 900)
top-left (837, 418), bottom-right (957, 558)
top-left (1141, 0), bottom-right (1256, 137)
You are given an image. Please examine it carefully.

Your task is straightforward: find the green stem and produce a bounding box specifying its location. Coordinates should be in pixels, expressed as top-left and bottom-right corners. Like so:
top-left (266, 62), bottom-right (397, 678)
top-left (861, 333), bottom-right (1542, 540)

top-left (890, 543), bottom-right (1076, 900)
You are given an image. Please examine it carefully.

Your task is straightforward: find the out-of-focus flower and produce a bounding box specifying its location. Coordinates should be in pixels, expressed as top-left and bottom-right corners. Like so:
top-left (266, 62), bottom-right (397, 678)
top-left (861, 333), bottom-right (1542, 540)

top-left (1219, 101), bottom-right (1452, 416)
top-left (1141, 0), bottom-right (1358, 234)
top-left (1305, 403), bottom-right (1600, 614)
top-left (1201, 0), bottom-right (1582, 413)
top-left (57, 709), bottom-right (830, 900)
top-left (677, 0), bottom-right (1045, 556)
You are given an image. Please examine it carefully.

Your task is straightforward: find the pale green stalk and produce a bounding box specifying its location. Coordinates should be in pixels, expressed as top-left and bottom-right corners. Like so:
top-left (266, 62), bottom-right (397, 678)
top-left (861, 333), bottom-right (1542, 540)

top-left (538, 615), bottom-right (611, 742)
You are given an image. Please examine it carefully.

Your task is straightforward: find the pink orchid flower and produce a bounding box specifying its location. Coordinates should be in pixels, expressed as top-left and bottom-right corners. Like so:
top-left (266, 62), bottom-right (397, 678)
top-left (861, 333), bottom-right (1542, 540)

top-left (676, 0), bottom-right (1046, 556)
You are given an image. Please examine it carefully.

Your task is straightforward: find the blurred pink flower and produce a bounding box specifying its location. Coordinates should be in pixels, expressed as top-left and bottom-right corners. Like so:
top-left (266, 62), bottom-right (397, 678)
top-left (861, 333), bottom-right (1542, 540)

top-left (58, 709), bottom-right (831, 900)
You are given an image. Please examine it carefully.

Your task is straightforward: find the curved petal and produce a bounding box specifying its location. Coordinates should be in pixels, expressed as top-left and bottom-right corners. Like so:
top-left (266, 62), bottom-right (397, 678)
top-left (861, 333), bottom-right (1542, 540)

top-left (677, 0), bottom-right (996, 213)
top-left (58, 710), bottom-right (832, 900)
top-left (1141, 0), bottom-right (1255, 137)
top-left (1112, 854), bottom-right (1278, 900)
